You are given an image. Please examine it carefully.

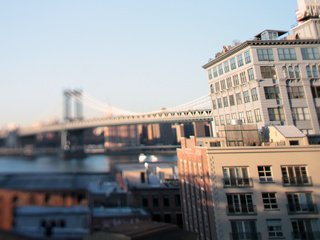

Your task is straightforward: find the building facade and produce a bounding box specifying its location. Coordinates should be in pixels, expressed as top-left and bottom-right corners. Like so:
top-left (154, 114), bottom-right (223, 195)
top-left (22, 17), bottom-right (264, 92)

top-left (177, 136), bottom-right (320, 240)
top-left (203, 5), bottom-right (320, 136)
top-left (204, 35), bottom-right (320, 135)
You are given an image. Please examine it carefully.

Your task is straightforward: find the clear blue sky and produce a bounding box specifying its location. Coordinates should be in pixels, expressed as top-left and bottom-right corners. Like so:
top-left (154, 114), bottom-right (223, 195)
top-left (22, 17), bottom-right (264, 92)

top-left (0, 0), bottom-right (297, 127)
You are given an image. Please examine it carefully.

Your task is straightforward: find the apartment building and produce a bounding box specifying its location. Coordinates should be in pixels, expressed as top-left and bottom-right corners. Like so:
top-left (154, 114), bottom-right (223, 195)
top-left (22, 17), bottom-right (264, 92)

top-left (177, 129), bottom-right (320, 240)
top-left (203, 1), bottom-right (320, 135)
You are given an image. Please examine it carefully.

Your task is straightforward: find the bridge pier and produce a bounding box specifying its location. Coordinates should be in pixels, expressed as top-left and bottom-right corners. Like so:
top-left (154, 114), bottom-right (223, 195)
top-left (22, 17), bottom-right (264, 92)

top-left (61, 129), bottom-right (86, 158)
top-left (175, 121), bottom-right (212, 143)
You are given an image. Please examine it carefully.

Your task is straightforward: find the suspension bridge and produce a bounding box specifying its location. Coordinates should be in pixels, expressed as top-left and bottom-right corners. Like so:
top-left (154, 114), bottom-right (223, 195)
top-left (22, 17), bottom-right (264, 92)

top-left (0, 90), bottom-right (213, 156)
top-left (18, 90), bottom-right (213, 136)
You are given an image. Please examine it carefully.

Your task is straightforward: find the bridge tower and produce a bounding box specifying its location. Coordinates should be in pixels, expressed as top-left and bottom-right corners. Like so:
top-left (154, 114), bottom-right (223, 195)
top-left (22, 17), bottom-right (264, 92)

top-left (63, 89), bottom-right (83, 122)
top-left (62, 89), bottom-right (85, 158)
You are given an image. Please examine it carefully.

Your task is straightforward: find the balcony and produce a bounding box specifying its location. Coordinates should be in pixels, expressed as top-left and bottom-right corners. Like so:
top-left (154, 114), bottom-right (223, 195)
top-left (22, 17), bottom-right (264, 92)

top-left (227, 205), bottom-right (257, 216)
top-left (223, 178), bottom-right (253, 188)
top-left (282, 176), bottom-right (313, 186)
top-left (287, 203), bottom-right (318, 214)
top-left (292, 231), bottom-right (320, 240)
top-left (230, 232), bottom-right (261, 240)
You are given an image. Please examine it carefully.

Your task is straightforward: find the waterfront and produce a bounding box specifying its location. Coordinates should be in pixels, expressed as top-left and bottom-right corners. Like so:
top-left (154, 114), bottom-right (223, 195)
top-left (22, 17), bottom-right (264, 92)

top-left (0, 153), bottom-right (178, 173)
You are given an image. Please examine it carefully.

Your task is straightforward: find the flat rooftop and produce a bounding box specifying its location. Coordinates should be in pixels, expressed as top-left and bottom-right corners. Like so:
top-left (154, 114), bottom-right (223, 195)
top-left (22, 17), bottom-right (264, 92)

top-left (0, 173), bottom-right (111, 191)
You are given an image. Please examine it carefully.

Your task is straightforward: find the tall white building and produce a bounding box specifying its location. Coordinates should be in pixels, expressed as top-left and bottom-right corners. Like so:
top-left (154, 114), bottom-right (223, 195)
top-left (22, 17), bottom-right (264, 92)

top-left (203, 1), bottom-right (320, 136)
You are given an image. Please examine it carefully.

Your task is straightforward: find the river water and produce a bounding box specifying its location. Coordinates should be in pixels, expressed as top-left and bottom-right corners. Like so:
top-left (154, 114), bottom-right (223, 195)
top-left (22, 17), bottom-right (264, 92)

top-left (0, 153), bottom-right (178, 173)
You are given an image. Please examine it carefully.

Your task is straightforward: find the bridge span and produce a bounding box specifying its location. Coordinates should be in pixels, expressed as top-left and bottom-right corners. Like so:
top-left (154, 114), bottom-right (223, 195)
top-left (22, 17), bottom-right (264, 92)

top-left (0, 91), bottom-right (214, 157)
top-left (19, 109), bottom-right (213, 136)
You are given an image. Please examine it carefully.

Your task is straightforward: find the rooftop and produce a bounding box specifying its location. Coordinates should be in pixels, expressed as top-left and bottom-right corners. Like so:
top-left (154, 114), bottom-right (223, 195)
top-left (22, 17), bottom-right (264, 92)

top-left (88, 181), bottom-right (125, 195)
top-left (15, 206), bottom-right (89, 215)
top-left (92, 207), bottom-right (149, 218)
top-left (0, 173), bottom-right (111, 191)
top-left (273, 125), bottom-right (306, 138)
top-left (203, 38), bottom-right (320, 69)
top-left (84, 222), bottom-right (197, 240)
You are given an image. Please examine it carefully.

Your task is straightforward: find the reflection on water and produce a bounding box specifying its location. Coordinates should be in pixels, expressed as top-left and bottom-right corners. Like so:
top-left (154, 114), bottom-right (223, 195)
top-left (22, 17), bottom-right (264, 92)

top-left (0, 154), bottom-right (177, 173)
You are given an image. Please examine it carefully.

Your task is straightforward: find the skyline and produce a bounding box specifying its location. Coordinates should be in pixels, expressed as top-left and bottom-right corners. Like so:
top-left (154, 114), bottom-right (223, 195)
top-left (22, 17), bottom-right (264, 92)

top-left (0, 0), bottom-right (296, 127)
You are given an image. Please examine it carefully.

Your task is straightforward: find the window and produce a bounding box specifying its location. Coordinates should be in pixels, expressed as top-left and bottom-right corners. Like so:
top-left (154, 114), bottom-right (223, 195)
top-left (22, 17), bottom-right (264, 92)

top-left (230, 57), bottom-right (236, 70)
top-left (236, 93), bottom-right (243, 104)
top-left (215, 82), bottom-right (220, 92)
top-left (208, 69), bottom-right (213, 80)
top-left (292, 107), bottom-right (310, 120)
top-left (244, 50), bottom-right (251, 64)
top-left (231, 113), bottom-right (237, 120)
top-left (290, 140), bottom-right (299, 146)
top-left (278, 48), bottom-right (297, 60)
top-left (239, 112), bottom-right (245, 123)
top-left (221, 80), bottom-right (226, 90)
top-left (218, 63), bottom-right (223, 75)
top-left (44, 194), bottom-right (51, 205)
top-left (258, 166), bottom-right (273, 182)
top-left (230, 220), bottom-right (258, 240)
top-left (152, 195), bottom-right (159, 207)
top-left (295, 65), bottom-right (300, 78)
top-left (291, 219), bottom-right (319, 240)
top-left (254, 109), bottom-right (262, 122)
top-left (217, 98), bottom-right (222, 108)
top-left (262, 193), bottom-right (278, 210)
top-left (226, 114), bottom-right (231, 125)
top-left (214, 116), bottom-right (219, 126)
top-left (209, 85), bottom-right (214, 95)
top-left (229, 95), bottom-right (235, 106)
top-left (301, 47), bottom-right (320, 60)
top-left (220, 115), bottom-right (225, 125)
top-left (243, 91), bottom-right (250, 103)
top-left (175, 194), bottom-right (181, 207)
top-left (287, 86), bottom-right (304, 99)
top-left (223, 167), bottom-right (251, 187)
top-left (237, 54), bottom-right (244, 67)
top-left (257, 48), bottom-right (274, 61)
top-left (142, 196), bottom-right (148, 207)
top-left (227, 77), bottom-right (233, 88)
top-left (260, 66), bottom-right (276, 78)
top-left (213, 66), bottom-right (218, 77)
top-left (163, 195), bottom-right (170, 207)
top-left (223, 96), bottom-right (229, 107)
top-left (266, 219), bottom-right (283, 239)
top-left (306, 65), bottom-right (312, 78)
top-left (212, 100), bottom-right (217, 110)
top-left (227, 193), bottom-right (255, 214)
top-left (287, 192), bottom-right (315, 213)
top-left (246, 111), bottom-right (253, 123)
top-left (224, 61), bottom-right (230, 73)
top-left (264, 86), bottom-right (280, 99)
top-left (59, 220), bottom-right (66, 228)
top-left (233, 74), bottom-right (239, 86)
top-left (251, 88), bottom-right (258, 101)
top-left (288, 66), bottom-right (295, 78)
top-left (268, 107), bottom-right (284, 121)
top-left (311, 85), bottom-right (320, 98)
top-left (282, 66), bottom-right (288, 78)
top-left (247, 68), bottom-right (254, 80)
top-left (312, 65), bottom-right (319, 77)
top-left (281, 165), bottom-right (310, 186)
top-left (240, 72), bottom-right (247, 84)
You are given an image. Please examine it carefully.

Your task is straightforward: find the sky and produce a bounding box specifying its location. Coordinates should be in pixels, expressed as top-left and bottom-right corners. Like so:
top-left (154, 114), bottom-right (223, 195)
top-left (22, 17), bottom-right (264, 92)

top-left (0, 0), bottom-right (297, 127)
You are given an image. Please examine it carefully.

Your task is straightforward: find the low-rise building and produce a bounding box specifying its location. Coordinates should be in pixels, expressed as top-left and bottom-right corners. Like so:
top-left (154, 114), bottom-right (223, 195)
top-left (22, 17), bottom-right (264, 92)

top-left (14, 206), bottom-right (90, 239)
top-left (115, 163), bottom-right (183, 227)
top-left (177, 127), bottom-right (320, 240)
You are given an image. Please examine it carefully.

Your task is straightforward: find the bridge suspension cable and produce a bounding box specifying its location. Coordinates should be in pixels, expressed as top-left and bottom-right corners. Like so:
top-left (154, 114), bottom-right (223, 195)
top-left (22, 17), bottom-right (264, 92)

top-left (164, 94), bottom-right (211, 112)
top-left (72, 91), bottom-right (212, 117)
